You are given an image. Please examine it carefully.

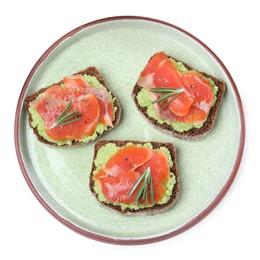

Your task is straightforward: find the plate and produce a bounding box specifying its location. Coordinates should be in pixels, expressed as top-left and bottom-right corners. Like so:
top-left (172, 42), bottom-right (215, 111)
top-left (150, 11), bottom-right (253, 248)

top-left (15, 16), bottom-right (245, 244)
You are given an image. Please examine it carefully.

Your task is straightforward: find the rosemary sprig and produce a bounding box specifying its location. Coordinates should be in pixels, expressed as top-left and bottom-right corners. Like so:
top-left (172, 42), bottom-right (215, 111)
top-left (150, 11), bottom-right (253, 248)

top-left (49, 100), bottom-right (82, 129)
top-left (128, 167), bottom-right (154, 206)
top-left (150, 88), bottom-right (184, 111)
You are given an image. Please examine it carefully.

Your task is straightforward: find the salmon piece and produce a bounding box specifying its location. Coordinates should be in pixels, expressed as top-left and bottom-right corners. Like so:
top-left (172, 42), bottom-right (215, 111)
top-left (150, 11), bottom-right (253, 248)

top-left (166, 105), bottom-right (207, 125)
top-left (96, 145), bottom-right (152, 178)
top-left (139, 52), bottom-right (215, 125)
top-left (95, 145), bottom-right (171, 205)
top-left (103, 102), bottom-right (114, 125)
top-left (64, 75), bottom-right (114, 127)
top-left (137, 52), bottom-right (168, 89)
top-left (160, 71), bottom-right (214, 125)
top-left (46, 75), bottom-right (90, 100)
top-left (138, 52), bottom-right (195, 116)
top-left (41, 74), bottom-right (114, 128)
top-left (136, 150), bottom-right (170, 202)
top-left (96, 171), bottom-right (142, 203)
top-left (182, 70), bottom-right (214, 113)
top-left (136, 150), bottom-right (170, 183)
top-left (153, 59), bottom-right (194, 116)
top-left (141, 51), bottom-right (168, 77)
top-left (97, 171), bottom-right (165, 205)
top-left (45, 85), bottom-right (72, 100)
top-left (46, 86), bottom-right (87, 101)
top-left (34, 93), bottom-right (100, 141)
top-left (85, 87), bottom-right (114, 127)
top-left (63, 75), bottom-right (90, 90)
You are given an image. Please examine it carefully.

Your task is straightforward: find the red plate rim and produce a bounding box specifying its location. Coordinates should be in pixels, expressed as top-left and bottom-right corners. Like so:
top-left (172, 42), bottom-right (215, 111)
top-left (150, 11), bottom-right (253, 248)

top-left (14, 16), bottom-right (245, 245)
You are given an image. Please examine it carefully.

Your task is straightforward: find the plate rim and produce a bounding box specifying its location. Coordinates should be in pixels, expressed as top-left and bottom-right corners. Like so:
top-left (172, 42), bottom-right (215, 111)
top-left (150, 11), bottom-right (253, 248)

top-left (14, 15), bottom-right (245, 245)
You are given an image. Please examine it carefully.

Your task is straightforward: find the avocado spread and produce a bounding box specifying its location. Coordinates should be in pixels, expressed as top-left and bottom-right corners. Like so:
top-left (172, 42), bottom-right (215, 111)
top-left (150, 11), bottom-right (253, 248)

top-left (93, 142), bottom-right (176, 210)
top-left (29, 75), bottom-right (117, 146)
top-left (137, 59), bottom-right (219, 132)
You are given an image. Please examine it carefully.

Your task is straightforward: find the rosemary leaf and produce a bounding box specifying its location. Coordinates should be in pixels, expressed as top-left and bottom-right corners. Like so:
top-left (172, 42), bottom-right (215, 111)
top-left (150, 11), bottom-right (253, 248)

top-left (145, 183), bottom-right (148, 205)
top-left (57, 100), bottom-right (72, 119)
top-left (128, 167), bottom-right (154, 206)
top-left (128, 171), bottom-right (146, 198)
top-left (152, 92), bottom-right (175, 104)
top-left (134, 184), bottom-right (145, 204)
top-left (52, 116), bottom-right (82, 128)
top-left (150, 88), bottom-right (184, 111)
top-left (150, 88), bottom-right (178, 93)
top-left (159, 95), bottom-right (179, 112)
top-left (149, 174), bottom-right (154, 204)
top-left (49, 100), bottom-right (82, 129)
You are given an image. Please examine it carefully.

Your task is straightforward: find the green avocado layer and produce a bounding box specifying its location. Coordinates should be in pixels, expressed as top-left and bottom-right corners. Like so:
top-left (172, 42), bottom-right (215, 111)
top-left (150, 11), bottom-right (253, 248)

top-left (29, 75), bottom-right (117, 146)
top-left (136, 59), bottom-right (219, 132)
top-left (93, 142), bottom-right (176, 211)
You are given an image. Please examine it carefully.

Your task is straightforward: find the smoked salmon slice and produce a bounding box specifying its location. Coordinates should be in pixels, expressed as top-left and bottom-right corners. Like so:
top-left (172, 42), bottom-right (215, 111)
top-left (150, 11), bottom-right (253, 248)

top-left (138, 51), bottom-right (215, 125)
top-left (63, 75), bottom-right (91, 90)
top-left (96, 171), bottom-right (142, 203)
top-left (153, 59), bottom-right (194, 116)
top-left (135, 150), bottom-right (170, 202)
top-left (138, 53), bottom-right (195, 116)
top-left (164, 105), bottom-right (208, 125)
top-left (31, 74), bottom-right (115, 141)
top-left (34, 93), bottom-right (100, 141)
top-left (46, 75), bottom-right (114, 127)
top-left (140, 51), bottom-right (168, 77)
top-left (95, 145), bottom-right (152, 178)
top-left (85, 87), bottom-right (114, 127)
top-left (136, 150), bottom-right (170, 183)
top-left (182, 70), bottom-right (214, 113)
top-left (95, 145), bottom-right (171, 205)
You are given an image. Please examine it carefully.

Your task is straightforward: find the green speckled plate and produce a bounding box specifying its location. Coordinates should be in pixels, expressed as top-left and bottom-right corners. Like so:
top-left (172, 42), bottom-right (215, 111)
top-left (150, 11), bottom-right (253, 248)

top-left (15, 16), bottom-right (245, 245)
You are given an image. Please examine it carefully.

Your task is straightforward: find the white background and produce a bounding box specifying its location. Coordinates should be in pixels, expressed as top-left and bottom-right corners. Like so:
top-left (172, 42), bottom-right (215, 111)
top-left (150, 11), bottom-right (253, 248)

top-left (1, 0), bottom-right (259, 259)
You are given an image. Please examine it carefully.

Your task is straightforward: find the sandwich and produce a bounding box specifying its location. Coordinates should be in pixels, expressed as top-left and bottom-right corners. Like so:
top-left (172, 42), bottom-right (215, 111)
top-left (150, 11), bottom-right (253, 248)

top-left (132, 51), bottom-right (226, 139)
top-left (89, 140), bottom-right (180, 215)
top-left (24, 66), bottom-right (121, 146)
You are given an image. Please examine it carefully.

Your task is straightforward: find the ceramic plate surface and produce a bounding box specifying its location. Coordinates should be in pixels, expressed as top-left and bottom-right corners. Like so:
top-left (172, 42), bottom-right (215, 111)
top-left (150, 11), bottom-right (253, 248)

top-left (15, 16), bottom-right (245, 244)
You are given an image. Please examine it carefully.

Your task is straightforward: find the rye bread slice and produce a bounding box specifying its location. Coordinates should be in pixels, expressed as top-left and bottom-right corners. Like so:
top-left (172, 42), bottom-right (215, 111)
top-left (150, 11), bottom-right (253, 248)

top-left (132, 56), bottom-right (226, 140)
top-left (89, 140), bottom-right (180, 215)
top-left (24, 66), bottom-right (121, 147)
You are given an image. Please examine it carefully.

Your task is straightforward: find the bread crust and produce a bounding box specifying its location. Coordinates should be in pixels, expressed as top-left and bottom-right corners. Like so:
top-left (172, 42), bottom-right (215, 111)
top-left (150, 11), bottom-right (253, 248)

top-left (89, 140), bottom-right (180, 215)
top-left (132, 56), bottom-right (226, 140)
top-left (24, 67), bottom-right (121, 147)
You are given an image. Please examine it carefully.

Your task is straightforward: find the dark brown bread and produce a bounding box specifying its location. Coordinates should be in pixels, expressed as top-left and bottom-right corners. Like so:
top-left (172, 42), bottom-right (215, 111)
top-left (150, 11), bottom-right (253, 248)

top-left (132, 56), bottom-right (226, 140)
top-left (89, 140), bottom-right (180, 215)
top-left (24, 67), bottom-right (121, 147)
